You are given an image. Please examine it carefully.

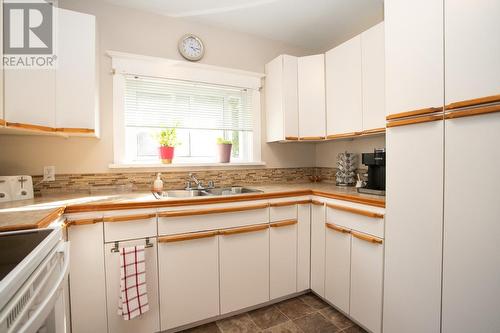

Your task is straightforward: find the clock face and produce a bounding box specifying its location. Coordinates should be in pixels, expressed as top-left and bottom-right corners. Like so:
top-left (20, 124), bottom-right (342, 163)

top-left (178, 34), bottom-right (204, 61)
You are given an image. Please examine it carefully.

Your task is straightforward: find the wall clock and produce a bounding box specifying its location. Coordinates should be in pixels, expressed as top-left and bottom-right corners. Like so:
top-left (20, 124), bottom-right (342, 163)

top-left (178, 34), bottom-right (205, 61)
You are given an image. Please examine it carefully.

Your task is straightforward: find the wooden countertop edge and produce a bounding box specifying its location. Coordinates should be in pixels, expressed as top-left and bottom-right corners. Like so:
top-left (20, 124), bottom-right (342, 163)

top-left (1, 187), bottom-right (385, 231)
top-left (0, 206), bottom-right (65, 232)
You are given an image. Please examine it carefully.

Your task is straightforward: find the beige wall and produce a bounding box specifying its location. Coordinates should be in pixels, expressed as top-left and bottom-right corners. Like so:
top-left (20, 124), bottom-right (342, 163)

top-left (315, 135), bottom-right (386, 168)
top-left (0, 0), bottom-right (317, 175)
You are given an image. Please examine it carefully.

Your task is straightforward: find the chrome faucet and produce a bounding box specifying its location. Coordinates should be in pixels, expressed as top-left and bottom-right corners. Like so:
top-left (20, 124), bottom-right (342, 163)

top-left (185, 173), bottom-right (215, 190)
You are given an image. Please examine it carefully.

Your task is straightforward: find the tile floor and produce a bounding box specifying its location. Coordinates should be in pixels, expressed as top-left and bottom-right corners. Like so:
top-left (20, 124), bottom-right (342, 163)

top-left (179, 293), bottom-right (367, 333)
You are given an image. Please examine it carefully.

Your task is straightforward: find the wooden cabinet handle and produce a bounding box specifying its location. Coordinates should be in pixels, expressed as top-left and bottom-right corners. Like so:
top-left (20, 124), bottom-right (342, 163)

top-left (326, 132), bottom-right (359, 140)
top-left (159, 230), bottom-right (218, 243)
top-left (66, 217), bottom-right (104, 226)
top-left (270, 200), bottom-right (311, 207)
top-left (386, 114), bottom-right (443, 128)
top-left (325, 223), bottom-right (351, 234)
top-left (445, 104), bottom-right (500, 120)
top-left (352, 231), bottom-right (383, 244)
top-left (219, 224), bottom-right (269, 236)
top-left (159, 203), bottom-right (269, 218)
top-left (102, 213), bottom-right (156, 223)
top-left (386, 106), bottom-right (442, 121)
top-left (270, 220), bottom-right (297, 228)
top-left (311, 200), bottom-right (324, 206)
top-left (326, 203), bottom-right (384, 218)
top-left (445, 94), bottom-right (500, 110)
top-left (285, 136), bottom-right (299, 141)
top-left (299, 136), bottom-right (325, 141)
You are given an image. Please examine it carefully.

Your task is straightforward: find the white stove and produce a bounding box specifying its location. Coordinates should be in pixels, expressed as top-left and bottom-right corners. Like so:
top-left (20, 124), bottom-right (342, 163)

top-left (0, 227), bottom-right (69, 333)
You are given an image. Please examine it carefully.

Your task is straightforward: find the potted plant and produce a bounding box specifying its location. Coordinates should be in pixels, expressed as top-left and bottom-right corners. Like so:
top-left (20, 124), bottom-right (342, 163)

top-left (216, 137), bottom-right (232, 163)
top-left (155, 128), bottom-right (179, 164)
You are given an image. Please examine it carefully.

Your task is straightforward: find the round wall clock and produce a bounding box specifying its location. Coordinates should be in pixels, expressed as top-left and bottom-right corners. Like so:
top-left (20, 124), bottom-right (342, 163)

top-left (178, 34), bottom-right (205, 61)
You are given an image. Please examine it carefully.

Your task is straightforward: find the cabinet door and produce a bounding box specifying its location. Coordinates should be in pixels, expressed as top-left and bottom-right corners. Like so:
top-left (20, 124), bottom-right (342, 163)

top-left (297, 204), bottom-right (311, 291)
top-left (445, 0), bottom-right (500, 105)
top-left (105, 238), bottom-right (160, 333)
top-left (384, 121), bottom-right (443, 333)
top-left (298, 54), bottom-right (325, 138)
top-left (219, 225), bottom-right (270, 314)
top-left (0, 2), bottom-right (3, 123)
top-left (326, 36), bottom-right (362, 136)
top-left (158, 232), bottom-right (219, 330)
top-left (385, 0), bottom-right (443, 116)
top-left (270, 220), bottom-right (297, 299)
top-left (324, 224), bottom-right (351, 314)
top-left (67, 221), bottom-right (107, 333)
top-left (350, 232), bottom-right (383, 333)
top-left (442, 113), bottom-right (500, 333)
top-left (310, 203), bottom-right (326, 297)
top-left (361, 22), bottom-right (385, 131)
top-left (4, 68), bottom-right (56, 127)
top-left (265, 55), bottom-right (298, 142)
top-left (56, 8), bottom-right (96, 130)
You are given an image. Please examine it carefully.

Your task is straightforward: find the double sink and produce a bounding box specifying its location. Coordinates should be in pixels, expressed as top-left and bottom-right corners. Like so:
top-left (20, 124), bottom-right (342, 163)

top-left (153, 186), bottom-right (263, 199)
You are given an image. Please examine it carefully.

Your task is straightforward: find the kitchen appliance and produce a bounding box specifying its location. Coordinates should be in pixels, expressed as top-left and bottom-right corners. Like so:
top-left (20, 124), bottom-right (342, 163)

top-left (0, 176), bottom-right (34, 203)
top-left (336, 152), bottom-right (358, 186)
top-left (358, 148), bottom-right (386, 196)
top-left (0, 228), bottom-right (70, 333)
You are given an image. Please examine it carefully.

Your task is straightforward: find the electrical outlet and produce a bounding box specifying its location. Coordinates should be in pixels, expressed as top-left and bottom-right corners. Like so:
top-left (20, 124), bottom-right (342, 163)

top-left (43, 166), bottom-right (56, 182)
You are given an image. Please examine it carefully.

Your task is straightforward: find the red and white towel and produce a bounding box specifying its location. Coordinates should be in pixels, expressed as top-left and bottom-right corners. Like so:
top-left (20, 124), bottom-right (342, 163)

top-left (118, 245), bottom-right (149, 320)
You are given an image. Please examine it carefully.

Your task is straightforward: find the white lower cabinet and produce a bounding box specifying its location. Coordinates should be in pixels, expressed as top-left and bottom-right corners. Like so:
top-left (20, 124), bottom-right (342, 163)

top-left (104, 238), bottom-right (160, 333)
top-left (270, 220), bottom-right (298, 299)
top-left (219, 225), bottom-right (270, 314)
top-left (310, 202), bottom-right (326, 297)
top-left (158, 232), bottom-right (220, 330)
top-left (350, 232), bottom-right (383, 333)
top-left (325, 224), bottom-right (351, 314)
top-left (297, 204), bottom-right (311, 291)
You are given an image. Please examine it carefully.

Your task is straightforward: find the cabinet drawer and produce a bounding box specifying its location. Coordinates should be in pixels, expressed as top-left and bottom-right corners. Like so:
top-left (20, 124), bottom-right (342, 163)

top-left (326, 201), bottom-right (384, 238)
top-left (158, 203), bottom-right (269, 235)
top-left (103, 209), bottom-right (157, 242)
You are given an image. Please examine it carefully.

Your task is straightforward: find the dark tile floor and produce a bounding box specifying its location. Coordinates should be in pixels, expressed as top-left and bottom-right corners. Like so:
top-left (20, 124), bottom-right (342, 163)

top-left (180, 293), bottom-right (367, 333)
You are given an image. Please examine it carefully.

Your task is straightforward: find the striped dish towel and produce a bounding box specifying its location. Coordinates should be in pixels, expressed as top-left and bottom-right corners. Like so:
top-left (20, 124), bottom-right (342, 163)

top-left (118, 245), bottom-right (149, 320)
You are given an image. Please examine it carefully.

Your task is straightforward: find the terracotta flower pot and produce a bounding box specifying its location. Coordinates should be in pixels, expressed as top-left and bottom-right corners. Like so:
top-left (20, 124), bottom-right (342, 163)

top-left (159, 146), bottom-right (175, 164)
top-left (217, 143), bottom-right (232, 163)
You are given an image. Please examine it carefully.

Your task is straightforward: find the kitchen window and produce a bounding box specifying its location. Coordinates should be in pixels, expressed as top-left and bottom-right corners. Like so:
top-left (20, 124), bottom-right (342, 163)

top-left (110, 52), bottom-right (263, 167)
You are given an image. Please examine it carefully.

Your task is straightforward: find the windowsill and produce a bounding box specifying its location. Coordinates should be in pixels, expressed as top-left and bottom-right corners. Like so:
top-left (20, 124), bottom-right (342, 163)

top-left (108, 161), bottom-right (267, 170)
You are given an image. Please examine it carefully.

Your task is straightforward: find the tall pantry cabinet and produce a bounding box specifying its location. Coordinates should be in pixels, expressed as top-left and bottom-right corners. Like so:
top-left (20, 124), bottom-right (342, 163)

top-left (384, 0), bottom-right (500, 333)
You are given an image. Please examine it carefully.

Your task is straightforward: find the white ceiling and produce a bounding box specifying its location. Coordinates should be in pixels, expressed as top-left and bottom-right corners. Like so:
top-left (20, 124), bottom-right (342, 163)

top-left (100, 0), bottom-right (384, 52)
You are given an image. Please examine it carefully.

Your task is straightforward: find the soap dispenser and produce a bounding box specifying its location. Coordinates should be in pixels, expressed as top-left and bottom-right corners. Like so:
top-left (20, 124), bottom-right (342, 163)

top-left (153, 173), bottom-right (163, 192)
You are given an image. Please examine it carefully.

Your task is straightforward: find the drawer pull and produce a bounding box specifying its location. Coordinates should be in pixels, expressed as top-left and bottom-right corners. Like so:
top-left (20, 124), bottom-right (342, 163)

top-left (445, 104), bottom-right (500, 120)
top-left (270, 220), bottom-right (297, 228)
top-left (299, 136), bottom-right (325, 141)
top-left (386, 114), bottom-right (443, 128)
top-left (445, 94), bottom-right (500, 110)
top-left (102, 213), bottom-right (156, 223)
top-left (159, 203), bottom-right (269, 218)
top-left (326, 223), bottom-right (351, 234)
top-left (65, 217), bottom-right (103, 226)
top-left (159, 231), bottom-right (218, 243)
top-left (219, 224), bottom-right (269, 236)
top-left (386, 106), bottom-right (442, 121)
top-left (352, 231), bottom-right (383, 244)
top-left (285, 136), bottom-right (299, 141)
top-left (311, 200), bottom-right (324, 206)
top-left (326, 203), bottom-right (384, 219)
top-left (270, 200), bottom-right (311, 207)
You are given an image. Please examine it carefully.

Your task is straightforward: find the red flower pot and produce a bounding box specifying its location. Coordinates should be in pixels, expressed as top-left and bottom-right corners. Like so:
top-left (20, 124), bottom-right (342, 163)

top-left (159, 146), bottom-right (175, 164)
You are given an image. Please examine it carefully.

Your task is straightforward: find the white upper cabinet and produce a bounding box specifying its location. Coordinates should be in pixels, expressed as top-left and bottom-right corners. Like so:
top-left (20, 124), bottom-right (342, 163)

top-left (4, 69), bottom-right (56, 127)
top-left (361, 22), bottom-right (385, 130)
top-left (326, 36), bottom-right (363, 136)
top-left (56, 8), bottom-right (97, 131)
top-left (3, 7), bottom-right (97, 134)
top-left (298, 54), bottom-right (326, 139)
top-left (265, 55), bottom-right (298, 142)
top-left (445, 0), bottom-right (500, 106)
top-left (385, 0), bottom-right (443, 116)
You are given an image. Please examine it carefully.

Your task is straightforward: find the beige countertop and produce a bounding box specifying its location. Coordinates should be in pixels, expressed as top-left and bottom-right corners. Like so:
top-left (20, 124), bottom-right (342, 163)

top-left (0, 182), bottom-right (385, 232)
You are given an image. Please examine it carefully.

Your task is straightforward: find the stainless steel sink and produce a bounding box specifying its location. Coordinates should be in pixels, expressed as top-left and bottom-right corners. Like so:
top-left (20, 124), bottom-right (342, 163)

top-left (154, 187), bottom-right (263, 199)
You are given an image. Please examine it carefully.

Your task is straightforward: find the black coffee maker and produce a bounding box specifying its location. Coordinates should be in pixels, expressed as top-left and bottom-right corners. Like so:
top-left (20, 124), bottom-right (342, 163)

top-left (358, 148), bottom-right (386, 196)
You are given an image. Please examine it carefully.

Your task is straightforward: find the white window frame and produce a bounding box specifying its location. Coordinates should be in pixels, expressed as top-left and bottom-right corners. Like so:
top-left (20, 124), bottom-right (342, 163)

top-left (108, 51), bottom-right (264, 168)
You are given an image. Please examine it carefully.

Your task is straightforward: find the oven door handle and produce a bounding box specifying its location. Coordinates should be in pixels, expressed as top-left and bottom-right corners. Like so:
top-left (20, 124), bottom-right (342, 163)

top-left (19, 241), bottom-right (70, 333)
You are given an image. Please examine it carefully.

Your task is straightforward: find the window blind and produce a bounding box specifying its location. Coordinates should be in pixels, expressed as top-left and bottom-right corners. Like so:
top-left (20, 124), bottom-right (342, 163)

top-left (124, 75), bottom-right (254, 131)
